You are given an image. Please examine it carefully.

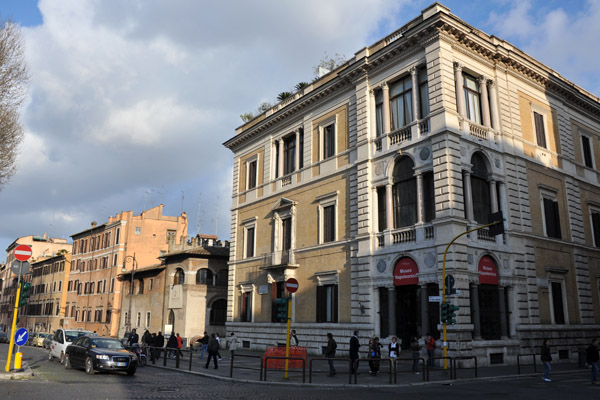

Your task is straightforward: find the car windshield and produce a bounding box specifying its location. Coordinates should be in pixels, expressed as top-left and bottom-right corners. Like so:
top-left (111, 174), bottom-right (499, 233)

top-left (39, 333), bottom-right (47, 338)
top-left (90, 338), bottom-right (124, 350)
top-left (65, 331), bottom-right (93, 342)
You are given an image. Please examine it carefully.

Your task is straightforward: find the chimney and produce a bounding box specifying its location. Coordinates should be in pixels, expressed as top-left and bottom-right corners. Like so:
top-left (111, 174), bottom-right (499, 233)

top-left (91, 221), bottom-right (97, 228)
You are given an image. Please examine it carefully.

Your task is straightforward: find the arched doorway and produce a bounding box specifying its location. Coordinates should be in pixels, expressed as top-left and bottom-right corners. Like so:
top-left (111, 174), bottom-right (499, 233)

top-left (394, 257), bottom-right (420, 348)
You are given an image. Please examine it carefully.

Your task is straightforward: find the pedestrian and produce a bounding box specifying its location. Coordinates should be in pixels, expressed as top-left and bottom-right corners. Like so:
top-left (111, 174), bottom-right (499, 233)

top-left (156, 331), bottom-right (165, 360)
top-left (142, 329), bottom-right (151, 347)
top-left (290, 330), bottom-right (299, 346)
top-left (325, 332), bottom-right (337, 376)
top-left (176, 333), bottom-right (183, 359)
top-left (586, 338), bottom-right (599, 384)
top-left (229, 332), bottom-right (238, 358)
top-left (150, 333), bottom-right (157, 361)
top-left (389, 336), bottom-right (399, 358)
top-left (410, 336), bottom-right (422, 374)
top-left (425, 332), bottom-right (435, 367)
top-left (541, 338), bottom-right (552, 382)
top-left (368, 337), bottom-right (382, 376)
top-left (216, 333), bottom-right (222, 360)
top-left (349, 331), bottom-right (360, 374)
top-left (127, 328), bottom-right (139, 347)
top-left (205, 333), bottom-right (219, 369)
top-left (197, 331), bottom-right (209, 359)
top-left (167, 332), bottom-right (178, 359)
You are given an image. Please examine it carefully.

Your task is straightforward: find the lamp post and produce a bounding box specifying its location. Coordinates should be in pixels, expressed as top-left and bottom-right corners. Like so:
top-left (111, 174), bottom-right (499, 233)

top-left (121, 253), bottom-right (137, 333)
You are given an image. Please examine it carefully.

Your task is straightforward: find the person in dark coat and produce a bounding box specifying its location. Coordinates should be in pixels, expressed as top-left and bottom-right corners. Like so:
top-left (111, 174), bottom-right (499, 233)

top-left (141, 329), bottom-right (151, 347)
top-left (127, 328), bottom-right (139, 347)
top-left (167, 333), bottom-right (178, 359)
top-left (541, 338), bottom-right (552, 382)
top-left (197, 331), bottom-right (209, 359)
top-left (410, 336), bottom-right (422, 374)
top-left (155, 331), bottom-right (165, 359)
top-left (349, 331), bottom-right (360, 374)
top-left (290, 330), bottom-right (299, 347)
top-left (368, 337), bottom-right (382, 376)
top-left (325, 333), bottom-right (337, 376)
top-left (586, 339), bottom-right (599, 384)
top-left (205, 334), bottom-right (219, 369)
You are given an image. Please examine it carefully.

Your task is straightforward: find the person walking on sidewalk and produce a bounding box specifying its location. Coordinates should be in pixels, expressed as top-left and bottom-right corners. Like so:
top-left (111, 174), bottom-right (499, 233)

top-left (205, 334), bottom-right (219, 369)
top-left (325, 332), bottom-right (337, 376)
top-left (586, 338), bottom-right (599, 384)
top-left (197, 332), bottom-right (209, 359)
top-left (410, 336), bottom-right (422, 374)
top-left (176, 333), bottom-right (183, 359)
top-left (541, 338), bottom-right (552, 382)
top-left (389, 336), bottom-right (399, 358)
top-left (167, 333), bottom-right (178, 359)
top-left (228, 332), bottom-right (238, 358)
top-left (425, 332), bottom-right (435, 367)
top-left (290, 330), bottom-right (299, 346)
top-left (216, 333), bottom-right (222, 360)
top-left (349, 331), bottom-right (360, 374)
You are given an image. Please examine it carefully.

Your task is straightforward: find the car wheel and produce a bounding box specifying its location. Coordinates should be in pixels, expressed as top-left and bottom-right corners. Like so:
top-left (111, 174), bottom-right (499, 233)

top-left (64, 354), bottom-right (71, 369)
top-left (126, 368), bottom-right (136, 376)
top-left (60, 352), bottom-right (65, 364)
top-left (85, 357), bottom-right (95, 375)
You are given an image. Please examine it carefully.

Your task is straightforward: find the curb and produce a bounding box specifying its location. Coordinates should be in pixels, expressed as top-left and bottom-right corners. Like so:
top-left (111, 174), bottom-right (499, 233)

top-left (0, 362), bottom-right (35, 380)
top-left (146, 363), bottom-right (585, 389)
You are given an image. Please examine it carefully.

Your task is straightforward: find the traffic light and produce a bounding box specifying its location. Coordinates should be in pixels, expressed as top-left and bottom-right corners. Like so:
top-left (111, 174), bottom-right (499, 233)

top-left (440, 302), bottom-right (449, 323)
top-left (274, 297), bottom-right (288, 322)
top-left (19, 282), bottom-right (31, 308)
top-left (448, 304), bottom-right (460, 325)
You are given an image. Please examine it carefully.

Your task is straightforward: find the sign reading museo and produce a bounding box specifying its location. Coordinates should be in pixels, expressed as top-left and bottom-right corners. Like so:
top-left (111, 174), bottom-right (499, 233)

top-left (393, 257), bottom-right (419, 286)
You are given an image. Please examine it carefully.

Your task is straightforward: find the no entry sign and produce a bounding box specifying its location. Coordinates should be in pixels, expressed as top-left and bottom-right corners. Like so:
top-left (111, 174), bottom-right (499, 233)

top-left (14, 245), bottom-right (32, 262)
top-left (285, 278), bottom-right (299, 293)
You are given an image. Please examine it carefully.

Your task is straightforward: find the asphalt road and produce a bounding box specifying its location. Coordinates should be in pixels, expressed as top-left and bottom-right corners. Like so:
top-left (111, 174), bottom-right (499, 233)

top-left (1, 343), bottom-right (599, 400)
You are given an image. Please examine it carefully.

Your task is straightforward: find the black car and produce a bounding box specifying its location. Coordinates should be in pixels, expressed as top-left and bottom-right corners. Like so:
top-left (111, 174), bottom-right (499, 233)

top-left (64, 336), bottom-right (138, 375)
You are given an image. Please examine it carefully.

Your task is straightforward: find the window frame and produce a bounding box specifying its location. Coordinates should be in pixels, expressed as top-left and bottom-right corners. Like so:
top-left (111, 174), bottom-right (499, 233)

top-left (389, 75), bottom-right (414, 130)
top-left (589, 205), bottom-right (600, 247)
top-left (540, 189), bottom-right (562, 239)
top-left (581, 132), bottom-right (595, 169)
top-left (242, 219), bottom-right (257, 259)
top-left (239, 285), bottom-right (254, 323)
top-left (246, 155), bottom-right (259, 190)
top-left (315, 271), bottom-right (339, 323)
top-left (317, 192), bottom-right (338, 244)
top-left (548, 277), bottom-right (568, 325)
top-left (531, 107), bottom-right (550, 150)
top-left (463, 73), bottom-right (482, 125)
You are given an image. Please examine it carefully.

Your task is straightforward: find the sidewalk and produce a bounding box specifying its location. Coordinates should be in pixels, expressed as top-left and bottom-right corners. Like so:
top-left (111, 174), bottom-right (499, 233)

top-left (146, 348), bottom-right (584, 387)
top-left (0, 348), bottom-right (35, 380)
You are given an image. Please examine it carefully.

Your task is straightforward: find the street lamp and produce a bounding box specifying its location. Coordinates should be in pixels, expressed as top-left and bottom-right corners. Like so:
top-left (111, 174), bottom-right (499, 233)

top-left (121, 253), bottom-right (137, 333)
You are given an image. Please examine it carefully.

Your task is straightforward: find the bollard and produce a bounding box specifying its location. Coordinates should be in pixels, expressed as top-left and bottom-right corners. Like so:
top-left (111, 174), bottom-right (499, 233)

top-left (14, 352), bottom-right (23, 369)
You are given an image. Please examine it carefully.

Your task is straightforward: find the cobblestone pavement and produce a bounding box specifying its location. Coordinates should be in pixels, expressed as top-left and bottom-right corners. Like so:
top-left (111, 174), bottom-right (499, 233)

top-left (2, 343), bottom-right (598, 400)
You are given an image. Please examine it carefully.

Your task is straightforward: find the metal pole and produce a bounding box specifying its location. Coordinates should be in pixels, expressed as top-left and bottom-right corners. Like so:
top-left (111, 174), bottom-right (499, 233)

top-left (442, 220), bottom-right (501, 369)
top-left (284, 295), bottom-right (292, 379)
top-left (5, 266), bottom-right (22, 372)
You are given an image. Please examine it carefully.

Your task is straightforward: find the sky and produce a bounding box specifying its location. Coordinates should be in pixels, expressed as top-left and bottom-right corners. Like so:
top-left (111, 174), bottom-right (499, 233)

top-left (0, 0), bottom-right (598, 261)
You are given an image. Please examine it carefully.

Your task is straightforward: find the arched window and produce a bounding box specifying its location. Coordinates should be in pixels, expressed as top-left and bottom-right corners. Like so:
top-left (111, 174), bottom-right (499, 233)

top-left (210, 299), bottom-right (227, 326)
top-left (174, 268), bottom-right (185, 285)
top-left (392, 156), bottom-right (417, 228)
top-left (196, 269), bottom-right (213, 285)
top-left (471, 152), bottom-right (491, 224)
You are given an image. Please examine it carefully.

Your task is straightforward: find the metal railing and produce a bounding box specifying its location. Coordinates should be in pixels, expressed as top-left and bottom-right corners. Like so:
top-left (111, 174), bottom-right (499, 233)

top-left (309, 357), bottom-right (353, 384)
top-left (393, 357), bottom-right (426, 383)
top-left (230, 354), bottom-right (263, 381)
top-left (426, 357), bottom-right (454, 381)
top-left (354, 358), bottom-right (393, 384)
top-left (452, 356), bottom-right (478, 379)
top-left (263, 356), bottom-right (306, 383)
top-left (517, 353), bottom-right (537, 374)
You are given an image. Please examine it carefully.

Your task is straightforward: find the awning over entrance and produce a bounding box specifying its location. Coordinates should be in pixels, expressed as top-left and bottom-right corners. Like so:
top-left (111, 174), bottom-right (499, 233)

top-left (478, 255), bottom-right (498, 285)
top-left (393, 257), bottom-right (419, 286)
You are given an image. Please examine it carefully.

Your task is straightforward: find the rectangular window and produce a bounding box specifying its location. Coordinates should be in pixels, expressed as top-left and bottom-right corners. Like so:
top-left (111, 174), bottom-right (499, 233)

top-left (110, 278), bottom-right (115, 293)
top-left (115, 228), bottom-right (120, 244)
top-left (591, 210), bottom-right (600, 247)
top-left (316, 284), bottom-right (338, 323)
top-left (283, 135), bottom-right (296, 175)
top-left (282, 218), bottom-right (292, 251)
top-left (582, 135), bottom-right (594, 168)
top-left (241, 291), bottom-right (252, 322)
top-left (149, 278), bottom-right (154, 291)
top-left (463, 74), bottom-right (482, 125)
top-left (323, 205), bottom-right (335, 243)
top-left (419, 68), bottom-right (429, 118)
top-left (245, 226), bottom-right (255, 258)
top-left (167, 229), bottom-right (176, 243)
top-left (543, 197), bottom-right (562, 239)
top-left (146, 312), bottom-right (151, 327)
top-left (551, 281), bottom-right (565, 324)
top-left (137, 312), bottom-right (141, 327)
top-left (375, 90), bottom-right (384, 136)
top-left (135, 227), bottom-right (141, 235)
top-left (247, 159), bottom-right (257, 189)
top-left (377, 186), bottom-right (387, 232)
top-left (299, 128), bottom-right (304, 169)
top-left (106, 309), bottom-right (112, 324)
top-left (274, 140), bottom-right (280, 178)
top-left (323, 124), bottom-right (335, 159)
top-left (423, 172), bottom-right (435, 222)
top-left (534, 111), bottom-right (547, 149)
top-left (390, 76), bottom-right (413, 130)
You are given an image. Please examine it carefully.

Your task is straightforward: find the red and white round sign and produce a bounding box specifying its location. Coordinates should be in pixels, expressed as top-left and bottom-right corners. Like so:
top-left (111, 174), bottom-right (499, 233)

top-left (285, 278), bottom-right (299, 293)
top-left (14, 244), bottom-right (32, 262)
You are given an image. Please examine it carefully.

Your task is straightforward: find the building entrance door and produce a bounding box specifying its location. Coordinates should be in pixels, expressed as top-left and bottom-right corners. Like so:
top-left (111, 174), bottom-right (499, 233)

top-left (396, 285), bottom-right (419, 349)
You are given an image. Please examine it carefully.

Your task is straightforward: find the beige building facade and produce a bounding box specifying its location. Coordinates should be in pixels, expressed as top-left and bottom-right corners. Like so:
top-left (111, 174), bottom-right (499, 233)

top-left (225, 3), bottom-right (600, 365)
top-left (0, 234), bottom-right (70, 333)
top-left (66, 205), bottom-right (188, 337)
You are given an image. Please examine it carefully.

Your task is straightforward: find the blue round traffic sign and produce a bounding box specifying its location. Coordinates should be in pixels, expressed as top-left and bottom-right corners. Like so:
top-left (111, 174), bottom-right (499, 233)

top-left (15, 327), bottom-right (29, 346)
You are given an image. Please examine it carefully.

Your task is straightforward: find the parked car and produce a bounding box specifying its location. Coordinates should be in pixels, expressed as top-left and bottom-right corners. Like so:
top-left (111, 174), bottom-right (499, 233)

top-left (43, 331), bottom-right (54, 349)
top-left (33, 332), bottom-right (49, 347)
top-left (49, 329), bottom-right (93, 363)
top-left (0, 332), bottom-right (8, 343)
top-left (64, 336), bottom-right (137, 375)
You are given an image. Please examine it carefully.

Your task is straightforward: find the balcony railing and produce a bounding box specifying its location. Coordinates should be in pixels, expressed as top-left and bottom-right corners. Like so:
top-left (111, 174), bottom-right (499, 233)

top-left (392, 227), bottom-right (416, 244)
top-left (373, 118), bottom-right (429, 153)
top-left (389, 125), bottom-right (412, 146)
top-left (263, 249), bottom-right (295, 267)
top-left (477, 228), bottom-right (496, 242)
top-left (376, 223), bottom-right (435, 249)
